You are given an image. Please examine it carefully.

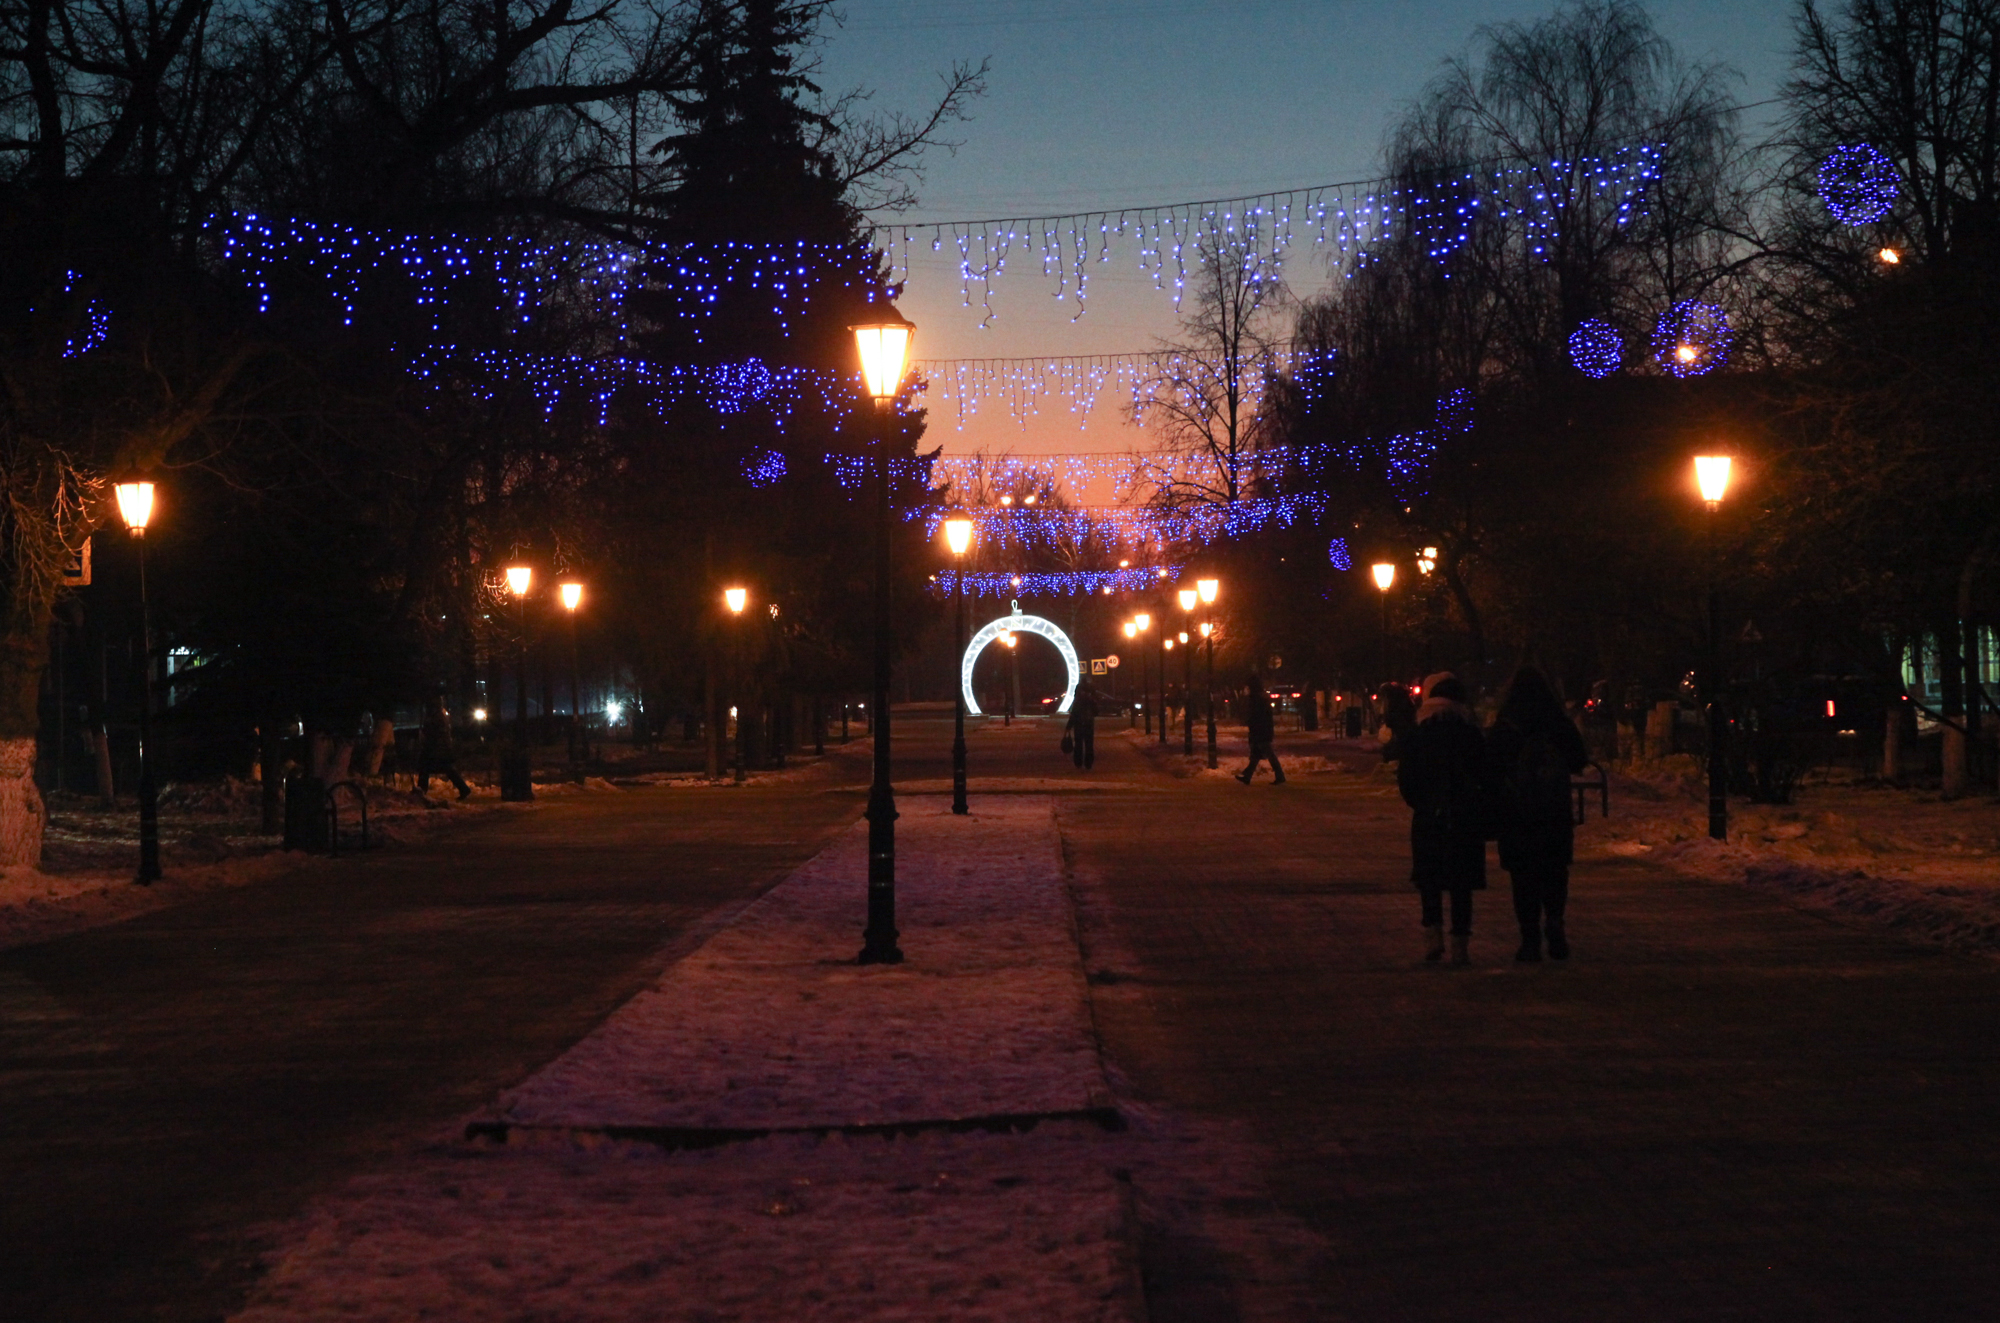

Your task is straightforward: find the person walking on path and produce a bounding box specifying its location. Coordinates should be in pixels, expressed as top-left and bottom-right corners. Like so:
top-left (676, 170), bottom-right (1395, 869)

top-left (418, 694), bottom-right (473, 799)
top-left (1397, 673), bottom-right (1491, 965)
top-left (1376, 681), bottom-right (1417, 763)
top-left (1236, 674), bottom-right (1285, 784)
top-left (1066, 686), bottom-right (1098, 769)
top-left (1487, 667), bottom-right (1590, 962)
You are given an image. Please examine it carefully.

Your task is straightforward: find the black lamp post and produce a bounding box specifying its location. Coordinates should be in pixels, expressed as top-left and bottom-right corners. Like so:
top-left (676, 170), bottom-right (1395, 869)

top-left (1695, 455), bottom-right (1734, 840)
top-left (724, 586), bottom-right (748, 783)
top-left (945, 516), bottom-right (974, 815)
top-left (1197, 577), bottom-right (1220, 768)
top-left (1371, 561), bottom-right (1396, 694)
top-left (1132, 612), bottom-right (1152, 734)
top-left (852, 307), bottom-right (915, 966)
top-left (501, 566), bottom-right (535, 801)
top-left (1178, 587), bottom-right (1197, 755)
top-left (114, 478), bottom-right (161, 885)
top-left (559, 581), bottom-right (584, 780)
top-left (1156, 608), bottom-right (1169, 745)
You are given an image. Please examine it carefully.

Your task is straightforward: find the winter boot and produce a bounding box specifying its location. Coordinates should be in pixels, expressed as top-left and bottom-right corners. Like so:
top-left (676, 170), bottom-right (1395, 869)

top-left (1515, 926), bottom-right (1542, 962)
top-left (1450, 933), bottom-right (1471, 967)
top-left (1423, 924), bottom-right (1445, 963)
top-left (1546, 919), bottom-right (1569, 961)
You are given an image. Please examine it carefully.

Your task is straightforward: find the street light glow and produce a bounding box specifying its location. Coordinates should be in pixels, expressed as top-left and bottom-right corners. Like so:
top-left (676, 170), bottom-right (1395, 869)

top-left (1372, 562), bottom-right (1396, 592)
top-left (1694, 455), bottom-right (1734, 505)
top-left (850, 308), bottom-right (915, 403)
top-left (943, 516), bottom-right (974, 556)
top-left (724, 586), bottom-right (748, 614)
top-left (114, 479), bottom-right (156, 534)
top-left (1878, 246), bottom-right (1901, 264)
top-left (1196, 577), bottom-right (1219, 604)
top-left (1124, 621), bottom-right (1137, 639)
top-left (472, 707), bottom-right (488, 722)
top-left (559, 581), bottom-right (583, 611)
top-left (1676, 343), bottom-right (1700, 364)
top-left (1134, 612), bottom-right (1151, 631)
top-left (1178, 587), bottom-right (1198, 611)
top-left (504, 565), bottom-right (532, 597)
top-left (1417, 547), bottom-right (1438, 575)
top-left (1199, 621), bottom-right (1213, 638)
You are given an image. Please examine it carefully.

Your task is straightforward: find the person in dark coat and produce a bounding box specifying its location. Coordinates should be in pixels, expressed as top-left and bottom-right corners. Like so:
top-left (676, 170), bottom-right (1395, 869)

top-left (1487, 667), bottom-right (1590, 961)
top-left (1065, 686), bottom-right (1098, 769)
top-left (418, 694), bottom-right (472, 799)
top-left (1397, 673), bottom-right (1491, 965)
top-left (1235, 673), bottom-right (1285, 784)
top-left (1376, 680), bottom-right (1417, 763)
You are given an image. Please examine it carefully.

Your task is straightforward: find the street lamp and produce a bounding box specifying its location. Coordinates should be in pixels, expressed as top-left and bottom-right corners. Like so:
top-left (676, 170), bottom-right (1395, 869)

top-left (851, 305), bottom-right (915, 966)
top-left (724, 585), bottom-right (749, 783)
top-left (1371, 561), bottom-right (1396, 685)
top-left (1132, 612), bottom-right (1153, 735)
top-left (1694, 455), bottom-right (1734, 840)
top-left (501, 564), bottom-right (534, 801)
top-left (944, 515), bottom-right (975, 815)
top-left (1196, 578), bottom-right (1220, 768)
top-left (1177, 587), bottom-right (1199, 755)
top-left (559, 581), bottom-right (584, 778)
top-left (1122, 621), bottom-right (1138, 727)
top-left (114, 476), bottom-right (160, 884)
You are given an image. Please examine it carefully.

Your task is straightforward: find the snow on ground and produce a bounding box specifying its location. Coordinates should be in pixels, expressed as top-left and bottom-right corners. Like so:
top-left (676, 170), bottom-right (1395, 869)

top-left (1576, 760), bottom-right (2000, 957)
top-left (231, 796), bottom-right (1145, 1321)
top-left (497, 797), bottom-right (1107, 1130)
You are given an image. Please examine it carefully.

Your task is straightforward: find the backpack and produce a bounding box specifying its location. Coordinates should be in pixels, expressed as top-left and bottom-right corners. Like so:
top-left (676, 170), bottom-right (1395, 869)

top-left (1509, 727), bottom-right (1574, 825)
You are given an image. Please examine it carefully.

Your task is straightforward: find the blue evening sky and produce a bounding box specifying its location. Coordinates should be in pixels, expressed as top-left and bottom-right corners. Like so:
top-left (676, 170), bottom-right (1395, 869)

top-left (814, 0), bottom-right (1801, 454)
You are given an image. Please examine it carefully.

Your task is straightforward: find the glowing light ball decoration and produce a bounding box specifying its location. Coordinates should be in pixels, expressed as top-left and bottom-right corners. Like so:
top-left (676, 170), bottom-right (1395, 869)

top-left (1817, 144), bottom-right (1900, 226)
top-left (1327, 537), bottom-right (1353, 571)
top-left (1652, 300), bottom-right (1733, 378)
top-left (1568, 320), bottom-right (1623, 378)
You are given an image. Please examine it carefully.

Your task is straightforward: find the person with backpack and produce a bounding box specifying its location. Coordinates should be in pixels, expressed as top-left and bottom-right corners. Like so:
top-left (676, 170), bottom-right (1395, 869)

top-left (1065, 686), bottom-right (1098, 769)
top-left (1397, 672), bottom-right (1492, 966)
top-left (1487, 667), bottom-right (1590, 962)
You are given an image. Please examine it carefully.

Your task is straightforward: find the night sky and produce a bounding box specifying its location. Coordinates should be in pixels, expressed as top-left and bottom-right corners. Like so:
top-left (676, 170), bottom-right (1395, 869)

top-left (818, 0), bottom-right (1799, 457)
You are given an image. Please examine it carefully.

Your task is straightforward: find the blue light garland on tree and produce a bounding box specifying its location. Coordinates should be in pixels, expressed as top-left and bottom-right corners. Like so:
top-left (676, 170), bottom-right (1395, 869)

top-left (931, 566), bottom-right (1185, 599)
top-left (1652, 300), bottom-right (1732, 378)
top-left (1328, 537), bottom-right (1352, 571)
top-left (1568, 319), bottom-right (1623, 377)
top-left (1817, 144), bottom-right (1900, 226)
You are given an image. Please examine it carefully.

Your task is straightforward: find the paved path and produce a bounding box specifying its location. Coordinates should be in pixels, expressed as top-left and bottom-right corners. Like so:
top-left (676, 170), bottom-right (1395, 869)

top-left (9, 711), bottom-right (2000, 1320)
top-left (0, 780), bottom-right (863, 1322)
top-left (1059, 727), bottom-right (2000, 1320)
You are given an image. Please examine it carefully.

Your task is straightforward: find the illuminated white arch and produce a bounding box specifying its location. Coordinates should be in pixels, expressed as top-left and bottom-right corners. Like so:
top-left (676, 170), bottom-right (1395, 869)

top-left (962, 613), bottom-right (1080, 716)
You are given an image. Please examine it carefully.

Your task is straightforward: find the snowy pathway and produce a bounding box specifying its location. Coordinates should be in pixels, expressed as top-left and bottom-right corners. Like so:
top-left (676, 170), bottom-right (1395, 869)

top-left (233, 796), bottom-right (1143, 1321)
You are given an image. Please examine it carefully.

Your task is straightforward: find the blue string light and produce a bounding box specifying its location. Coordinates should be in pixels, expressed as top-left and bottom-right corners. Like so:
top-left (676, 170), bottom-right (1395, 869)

top-left (1652, 300), bottom-right (1732, 378)
top-left (931, 566), bottom-right (1185, 599)
top-left (1328, 537), bottom-right (1352, 571)
top-left (1817, 144), bottom-right (1900, 227)
top-left (1568, 319), bottom-right (1623, 378)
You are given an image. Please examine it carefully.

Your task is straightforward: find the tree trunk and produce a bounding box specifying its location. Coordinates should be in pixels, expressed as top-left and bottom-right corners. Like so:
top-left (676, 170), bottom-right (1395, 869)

top-left (0, 737), bottom-right (47, 868)
top-left (359, 717), bottom-right (395, 777)
top-left (1940, 620), bottom-right (1967, 800)
top-left (1882, 700), bottom-right (1903, 783)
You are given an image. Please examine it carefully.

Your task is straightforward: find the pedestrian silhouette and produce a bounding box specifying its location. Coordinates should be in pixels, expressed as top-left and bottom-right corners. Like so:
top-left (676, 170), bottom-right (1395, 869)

top-left (1236, 673), bottom-right (1285, 784)
top-left (1066, 687), bottom-right (1098, 769)
top-left (1487, 667), bottom-right (1589, 961)
top-left (1377, 680), bottom-right (1417, 763)
top-left (418, 694), bottom-right (472, 799)
top-left (1397, 673), bottom-right (1491, 965)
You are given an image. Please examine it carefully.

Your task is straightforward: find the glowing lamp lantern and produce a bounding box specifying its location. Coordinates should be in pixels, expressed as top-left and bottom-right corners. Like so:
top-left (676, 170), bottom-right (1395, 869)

top-left (851, 306), bottom-right (916, 406)
top-left (114, 479), bottom-right (156, 535)
top-left (1178, 588), bottom-right (1198, 612)
top-left (1694, 455), bottom-right (1733, 507)
top-left (723, 586), bottom-right (748, 615)
top-left (1199, 622), bottom-right (1213, 638)
top-left (1878, 247), bottom-right (1901, 265)
top-left (559, 581), bottom-right (583, 612)
top-left (943, 517), bottom-right (974, 556)
top-left (1371, 562), bottom-right (1396, 592)
top-left (1418, 547), bottom-right (1439, 575)
top-left (1178, 632), bottom-right (1189, 644)
top-left (504, 565), bottom-right (533, 597)
top-left (1134, 612), bottom-right (1151, 632)
top-left (1197, 577), bottom-right (1219, 605)
top-left (1124, 622), bottom-right (1138, 640)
